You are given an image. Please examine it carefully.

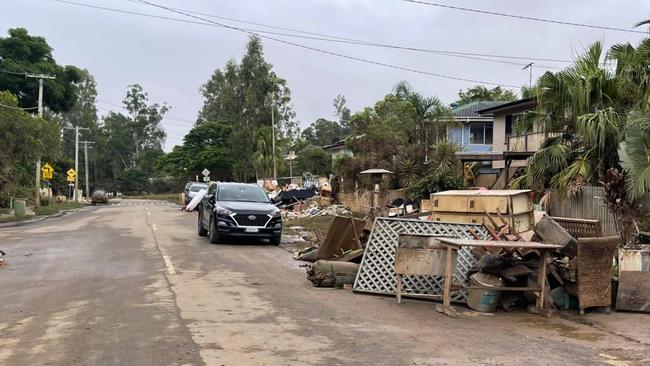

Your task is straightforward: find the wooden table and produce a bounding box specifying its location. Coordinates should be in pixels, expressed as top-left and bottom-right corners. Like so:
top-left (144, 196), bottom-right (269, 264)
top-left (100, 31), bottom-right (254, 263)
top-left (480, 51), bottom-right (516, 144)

top-left (435, 238), bottom-right (564, 318)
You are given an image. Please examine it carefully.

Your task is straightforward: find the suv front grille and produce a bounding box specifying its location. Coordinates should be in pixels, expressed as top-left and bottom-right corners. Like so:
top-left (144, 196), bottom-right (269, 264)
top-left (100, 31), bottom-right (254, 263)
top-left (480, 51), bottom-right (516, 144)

top-left (233, 214), bottom-right (269, 227)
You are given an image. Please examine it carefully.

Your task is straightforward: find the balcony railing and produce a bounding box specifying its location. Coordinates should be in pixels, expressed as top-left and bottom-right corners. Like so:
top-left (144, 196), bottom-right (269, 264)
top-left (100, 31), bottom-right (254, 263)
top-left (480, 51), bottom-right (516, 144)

top-left (507, 131), bottom-right (560, 152)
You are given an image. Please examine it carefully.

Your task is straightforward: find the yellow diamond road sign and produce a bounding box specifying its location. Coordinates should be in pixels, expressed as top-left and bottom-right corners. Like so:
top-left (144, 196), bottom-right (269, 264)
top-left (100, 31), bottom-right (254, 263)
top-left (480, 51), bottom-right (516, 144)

top-left (41, 163), bottom-right (54, 180)
top-left (66, 168), bottom-right (76, 182)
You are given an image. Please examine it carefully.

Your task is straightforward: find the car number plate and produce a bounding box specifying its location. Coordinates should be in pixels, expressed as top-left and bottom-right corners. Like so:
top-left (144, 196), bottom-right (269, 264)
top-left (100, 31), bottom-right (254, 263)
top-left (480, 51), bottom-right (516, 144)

top-left (245, 228), bottom-right (259, 233)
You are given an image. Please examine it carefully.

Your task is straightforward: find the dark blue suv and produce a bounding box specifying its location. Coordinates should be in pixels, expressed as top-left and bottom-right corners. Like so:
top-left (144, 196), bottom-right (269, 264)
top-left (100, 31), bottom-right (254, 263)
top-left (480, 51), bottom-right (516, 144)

top-left (197, 182), bottom-right (282, 245)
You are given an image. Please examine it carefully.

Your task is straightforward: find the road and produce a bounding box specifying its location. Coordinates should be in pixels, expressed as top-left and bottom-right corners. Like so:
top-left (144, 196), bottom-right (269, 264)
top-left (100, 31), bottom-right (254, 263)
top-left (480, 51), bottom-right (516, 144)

top-left (0, 200), bottom-right (648, 365)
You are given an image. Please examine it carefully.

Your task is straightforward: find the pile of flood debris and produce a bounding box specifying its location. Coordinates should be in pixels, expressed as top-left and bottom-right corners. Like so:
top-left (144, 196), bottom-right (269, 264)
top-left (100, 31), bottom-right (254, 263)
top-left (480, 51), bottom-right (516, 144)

top-left (290, 213), bottom-right (375, 288)
top-left (291, 189), bottom-right (647, 317)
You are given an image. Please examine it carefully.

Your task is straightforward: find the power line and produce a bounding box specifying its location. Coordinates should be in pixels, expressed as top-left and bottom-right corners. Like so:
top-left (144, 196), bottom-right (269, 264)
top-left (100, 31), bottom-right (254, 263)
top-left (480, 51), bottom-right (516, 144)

top-left (121, 0), bottom-right (570, 65)
top-left (51, 0), bottom-right (529, 85)
top-left (403, 0), bottom-right (647, 34)
top-left (0, 102), bottom-right (39, 111)
top-left (130, 0), bottom-right (522, 88)
top-left (52, 0), bottom-right (571, 67)
top-left (96, 99), bottom-right (197, 125)
top-left (0, 69), bottom-right (28, 76)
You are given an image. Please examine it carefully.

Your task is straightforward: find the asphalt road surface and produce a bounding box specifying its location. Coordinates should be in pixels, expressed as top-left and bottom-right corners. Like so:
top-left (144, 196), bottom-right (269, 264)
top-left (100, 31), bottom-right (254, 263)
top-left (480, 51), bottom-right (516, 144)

top-left (0, 200), bottom-right (648, 365)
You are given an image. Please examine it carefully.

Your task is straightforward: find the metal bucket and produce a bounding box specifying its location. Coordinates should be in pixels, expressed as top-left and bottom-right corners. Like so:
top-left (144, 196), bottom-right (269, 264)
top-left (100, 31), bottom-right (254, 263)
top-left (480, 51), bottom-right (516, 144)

top-left (13, 199), bottom-right (26, 217)
top-left (467, 273), bottom-right (503, 312)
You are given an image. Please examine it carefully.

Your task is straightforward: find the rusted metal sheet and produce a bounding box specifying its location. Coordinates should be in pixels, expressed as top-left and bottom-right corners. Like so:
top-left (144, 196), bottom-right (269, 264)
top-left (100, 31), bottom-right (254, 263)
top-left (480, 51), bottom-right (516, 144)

top-left (616, 271), bottom-right (650, 313)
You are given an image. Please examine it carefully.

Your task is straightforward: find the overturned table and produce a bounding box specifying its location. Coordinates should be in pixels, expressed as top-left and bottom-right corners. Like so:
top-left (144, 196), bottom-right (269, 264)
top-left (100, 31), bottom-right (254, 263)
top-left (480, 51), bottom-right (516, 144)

top-left (433, 238), bottom-right (563, 318)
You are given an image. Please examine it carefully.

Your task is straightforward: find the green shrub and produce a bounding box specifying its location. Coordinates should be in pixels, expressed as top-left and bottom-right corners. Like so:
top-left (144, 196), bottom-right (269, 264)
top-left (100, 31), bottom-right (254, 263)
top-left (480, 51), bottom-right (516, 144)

top-left (149, 178), bottom-right (175, 194)
top-left (116, 169), bottom-right (149, 195)
top-left (407, 168), bottom-right (463, 201)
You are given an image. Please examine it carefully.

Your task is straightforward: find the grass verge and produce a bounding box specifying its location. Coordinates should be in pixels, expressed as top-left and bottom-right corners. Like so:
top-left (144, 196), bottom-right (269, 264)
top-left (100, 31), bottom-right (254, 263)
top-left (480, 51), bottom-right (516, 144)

top-left (0, 202), bottom-right (86, 223)
top-left (34, 202), bottom-right (86, 215)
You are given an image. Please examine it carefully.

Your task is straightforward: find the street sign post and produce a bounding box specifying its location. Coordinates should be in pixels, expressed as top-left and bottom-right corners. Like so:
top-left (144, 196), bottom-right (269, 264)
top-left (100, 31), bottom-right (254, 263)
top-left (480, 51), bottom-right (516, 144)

top-left (41, 163), bottom-right (54, 180)
top-left (66, 168), bottom-right (76, 183)
top-left (202, 168), bottom-right (210, 182)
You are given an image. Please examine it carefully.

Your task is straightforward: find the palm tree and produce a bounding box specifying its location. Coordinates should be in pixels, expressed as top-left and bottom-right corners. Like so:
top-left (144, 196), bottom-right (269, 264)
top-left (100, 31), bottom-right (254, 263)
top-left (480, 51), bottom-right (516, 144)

top-left (252, 127), bottom-right (283, 179)
top-left (618, 109), bottom-right (650, 200)
top-left (635, 19), bottom-right (650, 28)
top-left (516, 41), bottom-right (631, 194)
top-left (392, 81), bottom-right (452, 163)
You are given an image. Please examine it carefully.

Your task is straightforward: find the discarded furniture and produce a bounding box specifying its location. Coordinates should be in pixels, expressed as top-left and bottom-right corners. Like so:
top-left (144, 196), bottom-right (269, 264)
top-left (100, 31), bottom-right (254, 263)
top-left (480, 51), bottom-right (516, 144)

top-left (430, 190), bottom-right (534, 233)
top-left (616, 270), bottom-right (650, 313)
top-left (317, 216), bottom-right (365, 261)
top-left (278, 187), bottom-right (317, 206)
top-left (550, 217), bottom-right (602, 239)
top-left (435, 238), bottom-right (564, 317)
top-left (307, 260), bottom-right (359, 287)
top-left (394, 235), bottom-right (452, 304)
top-left (563, 236), bottom-right (618, 314)
top-left (353, 218), bottom-right (489, 302)
top-left (535, 214), bottom-right (578, 257)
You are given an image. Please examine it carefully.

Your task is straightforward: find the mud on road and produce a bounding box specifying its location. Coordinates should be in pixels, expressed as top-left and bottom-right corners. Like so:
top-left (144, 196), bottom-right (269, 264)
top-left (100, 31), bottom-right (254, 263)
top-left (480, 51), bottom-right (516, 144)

top-left (0, 200), bottom-right (648, 365)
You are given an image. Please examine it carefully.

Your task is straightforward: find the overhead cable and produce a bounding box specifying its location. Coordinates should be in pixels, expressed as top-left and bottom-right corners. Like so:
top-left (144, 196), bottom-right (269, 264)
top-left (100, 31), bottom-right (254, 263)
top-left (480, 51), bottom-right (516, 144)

top-left (131, 0), bottom-right (521, 88)
top-left (52, 0), bottom-right (570, 67)
top-left (403, 0), bottom-right (647, 34)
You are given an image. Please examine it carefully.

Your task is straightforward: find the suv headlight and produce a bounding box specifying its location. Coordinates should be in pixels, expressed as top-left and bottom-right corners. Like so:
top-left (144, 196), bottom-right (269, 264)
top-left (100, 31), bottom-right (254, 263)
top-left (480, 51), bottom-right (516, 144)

top-left (270, 210), bottom-right (282, 218)
top-left (215, 207), bottom-right (234, 216)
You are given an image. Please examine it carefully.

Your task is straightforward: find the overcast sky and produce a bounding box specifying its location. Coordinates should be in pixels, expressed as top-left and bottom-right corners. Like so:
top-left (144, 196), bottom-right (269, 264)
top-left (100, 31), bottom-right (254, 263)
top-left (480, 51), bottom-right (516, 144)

top-left (3, 0), bottom-right (649, 150)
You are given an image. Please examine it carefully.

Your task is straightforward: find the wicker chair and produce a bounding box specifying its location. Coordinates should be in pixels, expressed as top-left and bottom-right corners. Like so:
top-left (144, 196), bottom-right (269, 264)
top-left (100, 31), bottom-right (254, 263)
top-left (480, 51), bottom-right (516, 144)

top-left (550, 217), bottom-right (602, 239)
top-left (566, 236), bottom-right (619, 314)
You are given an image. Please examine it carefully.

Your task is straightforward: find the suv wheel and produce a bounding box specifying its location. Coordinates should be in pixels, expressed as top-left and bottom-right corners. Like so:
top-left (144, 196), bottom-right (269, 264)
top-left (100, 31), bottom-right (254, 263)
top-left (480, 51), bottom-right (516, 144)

top-left (270, 235), bottom-right (281, 246)
top-left (198, 211), bottom-right (208, 237)
top-left (208, 216), bottom-right (221, 244)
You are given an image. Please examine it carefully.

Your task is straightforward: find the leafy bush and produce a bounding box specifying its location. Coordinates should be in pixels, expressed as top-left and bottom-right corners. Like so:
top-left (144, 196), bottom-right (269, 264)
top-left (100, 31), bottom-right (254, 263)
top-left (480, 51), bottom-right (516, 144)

top-left (407, 168), bottom-right (463, 200)
top-left (149, 178), bottom-right (176, 194)
top-left (295, 146), bottom-right (332, 176)
top-left (116, 169), bottom-right (149, 195)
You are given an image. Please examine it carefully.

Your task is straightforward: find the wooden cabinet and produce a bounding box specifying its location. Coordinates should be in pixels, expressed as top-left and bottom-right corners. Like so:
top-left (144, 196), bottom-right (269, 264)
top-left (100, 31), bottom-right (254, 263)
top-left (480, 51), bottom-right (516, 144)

top-left (430, 211), bottom-right (534, 233)
top-left (431, 194), bottom-right (468, 213)
top-left (430, 190), bottom-right (534, 232)
top-left (431, 190), bottom-right (532, 215)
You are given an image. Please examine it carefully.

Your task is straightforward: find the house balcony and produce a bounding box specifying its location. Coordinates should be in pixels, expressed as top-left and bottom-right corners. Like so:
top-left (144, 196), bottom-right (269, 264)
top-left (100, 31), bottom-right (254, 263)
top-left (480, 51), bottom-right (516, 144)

top-left (506, 131), bottom-right (561, 153)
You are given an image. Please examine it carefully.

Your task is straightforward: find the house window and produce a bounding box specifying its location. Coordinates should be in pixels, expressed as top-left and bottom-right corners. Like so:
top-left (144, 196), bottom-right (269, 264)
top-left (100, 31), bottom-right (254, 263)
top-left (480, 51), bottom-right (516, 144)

top-left (469, 123), bottom-right (493, 144)
top-left (506, 113), bottom-right (532, 135)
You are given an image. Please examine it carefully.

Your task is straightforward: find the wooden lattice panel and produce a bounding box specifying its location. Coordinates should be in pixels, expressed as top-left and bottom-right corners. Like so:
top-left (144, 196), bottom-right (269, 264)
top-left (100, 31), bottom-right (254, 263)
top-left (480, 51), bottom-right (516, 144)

top-left (353, 218), bottom-right (489, 302)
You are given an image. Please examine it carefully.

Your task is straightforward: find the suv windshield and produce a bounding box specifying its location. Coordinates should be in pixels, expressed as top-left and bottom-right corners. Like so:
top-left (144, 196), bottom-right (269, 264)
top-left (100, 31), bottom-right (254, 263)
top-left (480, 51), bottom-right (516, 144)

top-left (190, 184), bottom-right (207, 192)
top-left (218, 184), bottom-right (269, 203)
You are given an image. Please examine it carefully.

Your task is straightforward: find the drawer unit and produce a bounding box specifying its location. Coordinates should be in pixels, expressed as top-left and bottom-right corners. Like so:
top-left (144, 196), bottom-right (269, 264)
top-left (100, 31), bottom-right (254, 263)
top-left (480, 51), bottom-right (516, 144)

top-left (430, 211), bottom-right (534, 233)
top-left (431, 190), bottom-right (532, 215)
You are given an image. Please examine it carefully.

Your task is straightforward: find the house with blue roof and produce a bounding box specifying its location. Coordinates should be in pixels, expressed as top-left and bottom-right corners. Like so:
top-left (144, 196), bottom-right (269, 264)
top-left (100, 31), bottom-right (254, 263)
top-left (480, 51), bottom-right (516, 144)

top-left (447, 101), bottom-right (509, 153)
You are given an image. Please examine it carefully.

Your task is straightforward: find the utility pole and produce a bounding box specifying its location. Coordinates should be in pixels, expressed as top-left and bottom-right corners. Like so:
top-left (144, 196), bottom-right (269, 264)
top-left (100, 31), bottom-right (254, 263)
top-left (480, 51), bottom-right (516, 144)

top-left (522, 63), bottom-right (534, 91)
top-left (26, 73), bottom-right (55, 208)
top-left (75, 126), bottom-right (79, 201)
top-left (81, 141), bottom-right (95, 200)
top-left (64, 126), bottom-right (89, 202)
top-left (271, 93), bottom-right (277, 180)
